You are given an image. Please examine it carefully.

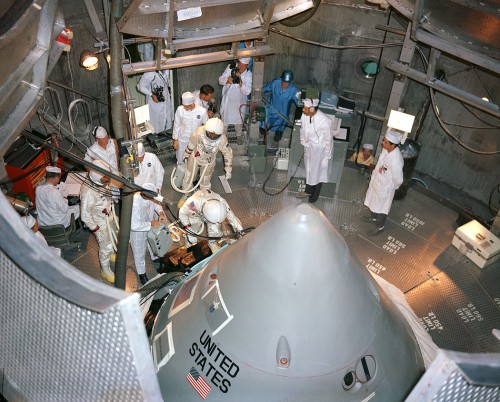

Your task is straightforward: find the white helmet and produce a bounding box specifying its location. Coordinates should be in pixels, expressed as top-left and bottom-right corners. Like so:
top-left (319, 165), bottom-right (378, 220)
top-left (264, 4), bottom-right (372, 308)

top-left (204, 117), bottom-right (224, 139)
top-left (89, 160), bottom-right (110, 184)
top-left (203, 199), bottom-right (227, 224)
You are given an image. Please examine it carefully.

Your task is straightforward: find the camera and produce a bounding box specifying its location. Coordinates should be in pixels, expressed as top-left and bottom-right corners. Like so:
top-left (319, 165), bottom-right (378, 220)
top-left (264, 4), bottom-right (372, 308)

top-left (152, 84), bottom-right (165, 102)
top-left (207, 101), bottom-right (217, 114)
top-left (229, 61), bottom-right (240, 84)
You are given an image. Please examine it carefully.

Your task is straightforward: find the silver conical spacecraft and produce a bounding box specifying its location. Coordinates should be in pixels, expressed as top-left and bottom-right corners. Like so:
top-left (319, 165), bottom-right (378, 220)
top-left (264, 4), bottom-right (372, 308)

top-left (150, 204), bottom-right (424, 401)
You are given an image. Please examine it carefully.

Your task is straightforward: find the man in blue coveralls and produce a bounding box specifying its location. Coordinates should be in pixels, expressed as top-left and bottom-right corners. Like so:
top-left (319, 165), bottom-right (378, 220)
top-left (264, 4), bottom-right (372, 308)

top-left (260, 70), bottom-right (299, 149)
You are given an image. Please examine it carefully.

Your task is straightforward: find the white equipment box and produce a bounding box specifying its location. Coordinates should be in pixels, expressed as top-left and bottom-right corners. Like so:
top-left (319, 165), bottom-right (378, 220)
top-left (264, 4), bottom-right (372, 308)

top-left (452, 220), bottom-right (500, 268)
top-left (147, 224), bottom-right (173, 258)
top-left (276, 148), bottom-right (290, 171)
top-left (134, 105), bottom-right (155, 137)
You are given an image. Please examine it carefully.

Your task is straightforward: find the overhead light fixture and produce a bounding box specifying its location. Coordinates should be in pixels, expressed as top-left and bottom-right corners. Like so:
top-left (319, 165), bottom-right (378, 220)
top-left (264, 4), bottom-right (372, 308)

top-left (80, 49), bottom-right (99, 71)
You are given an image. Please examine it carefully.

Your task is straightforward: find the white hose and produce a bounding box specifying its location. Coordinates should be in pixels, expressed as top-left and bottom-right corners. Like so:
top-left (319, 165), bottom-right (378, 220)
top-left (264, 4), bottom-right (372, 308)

top-left (170, 159), bottom-right (209, 194)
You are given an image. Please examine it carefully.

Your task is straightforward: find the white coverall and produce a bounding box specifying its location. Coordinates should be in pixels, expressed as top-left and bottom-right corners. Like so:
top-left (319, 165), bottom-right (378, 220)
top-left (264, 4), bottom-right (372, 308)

top-left (130, 193), bottom-right (164, 275)
top-left (36, 183), bottom-right (80, 227)
top-left (300, 110), bottom-right (334, 185)
top-left (134, 152), bottom-right (165, 192)
top-left (182, 127), bottom-right (233, 191)
top-left (364, 147), bottom-right (404, 214)
top-left (85, 139), bottom-right (120, 199)
top-left (172, 104), bottom-right (208, 164)
top-left (137, 71), bottom-right (174, 133)
top-left (218, 65), bottom-right (252, 136)
top-left (80, 182), bottom-right (114, 273)
top-left (179, 189), bottom-right (242, 246)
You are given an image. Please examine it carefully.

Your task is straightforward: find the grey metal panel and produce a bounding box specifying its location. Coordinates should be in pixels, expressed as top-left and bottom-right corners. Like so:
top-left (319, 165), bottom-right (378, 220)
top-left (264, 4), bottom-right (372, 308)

top-left (0, 193), bottom-right (163, 401)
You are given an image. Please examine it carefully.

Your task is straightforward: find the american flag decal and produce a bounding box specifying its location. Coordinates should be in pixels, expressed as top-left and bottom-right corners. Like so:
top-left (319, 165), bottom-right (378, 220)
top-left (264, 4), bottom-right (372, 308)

top-left (187, 367), bottom-right (211, 399)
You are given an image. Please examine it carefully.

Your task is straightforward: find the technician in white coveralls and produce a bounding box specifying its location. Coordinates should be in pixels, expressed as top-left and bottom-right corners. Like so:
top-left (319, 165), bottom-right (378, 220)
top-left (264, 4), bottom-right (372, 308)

top-left (36, 166), bottom-right (81, 228)
top-left (130, 182), bottom-right (167, 286)
top-left (172, 91), bottom-right (208, 165)
top-left (179, 189), bottom-right (242, 250)
top-left (363, 130), bottom-right (404, 236)
top-left (297, 98), bottom-right (334, 204)
top-left (79, 160), bottom-right (115, 283)
top-left (218, 58), bottom-right (253, 145)
top-left (137, 70), bottom-right (174, 134)
top-left (134, 142), bottom-right (165, 193)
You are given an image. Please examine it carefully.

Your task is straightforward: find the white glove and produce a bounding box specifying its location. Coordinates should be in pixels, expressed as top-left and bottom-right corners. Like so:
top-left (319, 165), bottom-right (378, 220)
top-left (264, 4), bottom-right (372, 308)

top-left (187, 235), bottom-right (197, 244)
top-left (225, 172), bottom-right (232, 180)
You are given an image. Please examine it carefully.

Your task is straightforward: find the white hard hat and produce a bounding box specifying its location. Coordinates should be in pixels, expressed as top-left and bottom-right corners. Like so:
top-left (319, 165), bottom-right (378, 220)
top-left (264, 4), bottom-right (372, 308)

top-left (137, 142), bottom-right (145, 157)
top-left (238, 57), bottom-right (251, 65)
top-left (182, 91), bottom-right (195, 105)
top-left (203, 199), bottom-right (227, 224)
top-left (205, 118), bottom-right (224, 135)
top-left (89, 159), bottom-right (110, 183)
top-left (303, 99), bottom-right (319, 108)
top-left (363, 143), bottom-right (374, 150)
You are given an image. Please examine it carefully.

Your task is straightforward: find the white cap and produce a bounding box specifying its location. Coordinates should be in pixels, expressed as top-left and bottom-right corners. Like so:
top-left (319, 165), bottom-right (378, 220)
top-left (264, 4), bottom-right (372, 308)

top-left (22, 215), bottom-right (36, 228)
top-left (205, 118), bottom-right (224, 135)
top-left (89, 160), bottom-right (110, 183)
top-left (142, 182), bottom-right (156, 192)
top-left (385, 130), bottom-right (402, 144)
top-left (46, 166), bottom-right (61, 174)
top-left (182, 92), bottom-right (195, 105)
top-left (137, 142), bottom-right (145, 157)
top-left (238, 57), bottom-right (251, 65)
top-left (94, 126), bottom-right (108, 139)
top-left (203, 199), bottom-right (227, 224)
top-left (363, 143), bottom-right (374, 150)
top-left (303, 99), bottom-right (319, 108)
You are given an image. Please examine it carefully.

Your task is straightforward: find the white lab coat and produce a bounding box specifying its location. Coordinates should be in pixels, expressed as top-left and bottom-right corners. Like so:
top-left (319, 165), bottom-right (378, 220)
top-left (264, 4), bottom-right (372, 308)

top-left (137, 71), bottom-right (174, 133)
top-left (80, 182), bottom-right (114, 271)
top-left (134, 152), bottom-right (165, 192)
top-left (84, 140), bottom-right (119, 172)
top-left (172, 105), bottom-right (208, 164)
top-left (130, 193), bottom-right (164, 275)
top-left (364, 147), bottom-right (404, 214)
top-left (300, 110), bottom-right (334, 186)
top-left (218, 65), bottom-right (252, 125)
top-left (36, 183), bottom-right (80, 227)
top-left (179, 189), bottom-right (242, 241)
top-left (182, 126), bottom-right (233, 190)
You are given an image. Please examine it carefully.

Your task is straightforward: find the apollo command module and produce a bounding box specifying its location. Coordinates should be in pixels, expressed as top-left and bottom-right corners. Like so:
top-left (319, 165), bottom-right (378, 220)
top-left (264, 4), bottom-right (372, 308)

top-left (149, 204), bottom-right (425, 401)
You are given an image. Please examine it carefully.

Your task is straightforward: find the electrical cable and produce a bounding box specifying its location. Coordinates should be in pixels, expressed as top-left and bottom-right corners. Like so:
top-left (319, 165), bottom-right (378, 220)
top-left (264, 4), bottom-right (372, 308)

top-left (270, 27), bottom-right (403, 49)
top-left (263, 146), bottom-right (305, 196)
top-left (488, 183), bottom-right (500, 216)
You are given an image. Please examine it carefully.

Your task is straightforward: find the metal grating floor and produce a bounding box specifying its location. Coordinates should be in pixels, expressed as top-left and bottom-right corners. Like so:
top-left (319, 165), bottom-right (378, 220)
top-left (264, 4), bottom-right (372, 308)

top-left (68, 150), bottom-right (500, 354)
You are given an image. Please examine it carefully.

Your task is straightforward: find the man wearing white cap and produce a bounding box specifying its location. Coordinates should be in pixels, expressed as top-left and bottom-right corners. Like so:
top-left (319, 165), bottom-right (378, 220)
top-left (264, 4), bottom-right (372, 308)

top-left (36, 166), bottom-right (81, 228)
top-left (137, 69), bottom-right (174, 134)
top-left (21, 215), bottom-right (62, 257)
top-left (297, 97), bottom-right (334, 203)
top-left (181, 117), bottom-right (233, 192)
top-left (218, 58), bottom-right (253, 145)
top-left (363, 130), bottom-right (404, 236)
top-left (349, 143), bottom-right (375, 166)
top-left (130, 182), bottom-right (167, 286)
top-left (134, 142), bottom-right (165, 193)
top-left (80, 160), bottom-right (116, 282)
top-left (172, 91), bottom-right (208, 165)
top-left (85, 126), bottom-right (120, 201)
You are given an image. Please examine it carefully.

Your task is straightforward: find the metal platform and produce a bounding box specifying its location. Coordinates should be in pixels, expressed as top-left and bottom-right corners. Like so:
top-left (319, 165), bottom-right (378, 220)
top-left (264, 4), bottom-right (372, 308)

top-left (69, 151), bottom-right (500, 354)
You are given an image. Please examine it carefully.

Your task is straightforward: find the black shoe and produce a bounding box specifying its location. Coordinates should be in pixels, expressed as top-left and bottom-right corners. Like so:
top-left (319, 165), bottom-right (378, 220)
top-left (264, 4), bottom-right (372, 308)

top-left (367, 227), bottom-right (385, 236)
top-left (361, 215), bottom-right (376, 222)
top-left (138, 274), bottom-right (149, 285)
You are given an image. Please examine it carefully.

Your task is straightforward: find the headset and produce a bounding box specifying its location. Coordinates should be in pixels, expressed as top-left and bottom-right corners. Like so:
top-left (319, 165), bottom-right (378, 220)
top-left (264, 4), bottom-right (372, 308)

top-left (92, 126), bottom-right (99, 137)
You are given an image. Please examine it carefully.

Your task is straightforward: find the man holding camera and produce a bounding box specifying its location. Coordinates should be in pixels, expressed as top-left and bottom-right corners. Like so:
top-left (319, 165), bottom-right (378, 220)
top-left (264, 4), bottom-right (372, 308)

top-left (193, 84), bottom-right (218, 119)
top-left (137, 70), bottom-right (174, 134)
top-left (218, 58), bottom-right (253, 145)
